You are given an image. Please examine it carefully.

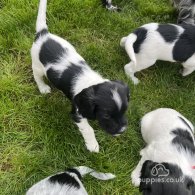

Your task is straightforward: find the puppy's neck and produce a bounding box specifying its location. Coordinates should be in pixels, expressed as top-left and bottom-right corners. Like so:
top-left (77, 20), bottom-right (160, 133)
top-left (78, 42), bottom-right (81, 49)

top-left (72, 69), bottom-right (109, 96)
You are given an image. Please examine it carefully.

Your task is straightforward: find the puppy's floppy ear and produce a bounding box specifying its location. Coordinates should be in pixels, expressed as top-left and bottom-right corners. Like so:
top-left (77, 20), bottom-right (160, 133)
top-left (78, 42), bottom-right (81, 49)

top-left (185, 177), bottom-right (195, 190)
top-left (73, 86), bottom-right (96, 120)
top-left (139, 160), bottom-right (155, 192)
top-left (113, 80), bottom-right (130, 102)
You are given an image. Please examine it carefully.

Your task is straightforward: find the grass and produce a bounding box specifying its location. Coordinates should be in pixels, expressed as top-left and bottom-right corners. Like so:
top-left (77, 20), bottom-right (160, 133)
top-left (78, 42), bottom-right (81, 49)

top-left (0, 0), bottom-right (195, 194)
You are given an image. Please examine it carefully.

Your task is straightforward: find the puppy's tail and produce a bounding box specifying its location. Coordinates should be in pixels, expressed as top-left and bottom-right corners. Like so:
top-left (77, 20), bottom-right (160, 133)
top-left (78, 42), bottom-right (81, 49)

top-left (74, 166), bottom-right (116, 180)
top-left (36, 0), bottom-right (48, 33)
top-left (120, 34), bottom-right (137, 65)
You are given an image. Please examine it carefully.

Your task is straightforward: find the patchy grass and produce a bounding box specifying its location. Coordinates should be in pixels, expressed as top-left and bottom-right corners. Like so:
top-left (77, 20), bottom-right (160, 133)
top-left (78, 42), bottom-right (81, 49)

top-left (0, 0), bottom-right (194, 194)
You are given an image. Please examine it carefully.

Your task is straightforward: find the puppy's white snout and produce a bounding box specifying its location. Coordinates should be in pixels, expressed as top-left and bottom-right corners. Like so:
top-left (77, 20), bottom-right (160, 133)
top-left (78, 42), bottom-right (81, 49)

top-left (119, 126), bottom-right (126, 133)
top-left (113, 126), bottom-right (127, 137)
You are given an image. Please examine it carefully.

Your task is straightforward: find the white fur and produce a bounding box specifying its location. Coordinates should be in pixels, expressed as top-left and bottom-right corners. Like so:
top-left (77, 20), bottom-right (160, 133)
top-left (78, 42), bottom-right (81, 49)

top-left (72, 69), bottom-right (108, 96)
top-left (75, 118), bottom-right (99, 153)
top-left (26, 166), bottom-right (115, 195)
top-left (31, 0), bottom-right (109, 152)
top-left (131, 108), bottom-right (195, 186)
top-left (112, 89), bottom-right (122, 110)
top-left (120, 23), bottom-right (195, 84)
top-left (36, 0), bottom-right (47, 32)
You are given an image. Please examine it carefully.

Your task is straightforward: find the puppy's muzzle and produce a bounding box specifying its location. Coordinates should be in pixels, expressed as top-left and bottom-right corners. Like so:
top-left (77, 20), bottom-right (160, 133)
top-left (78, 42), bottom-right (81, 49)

top-left (113, 126), bottom-right (127, 136)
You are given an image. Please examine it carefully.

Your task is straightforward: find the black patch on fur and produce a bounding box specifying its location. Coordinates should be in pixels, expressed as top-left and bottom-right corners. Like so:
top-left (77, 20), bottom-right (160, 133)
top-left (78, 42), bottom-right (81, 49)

top-left (157, 24), bottom-right (178, 43)
top-left (66, 168), bottom-right (82, 180)
top-left (140, 160), bottom-right (195, 195)
top-left (172, 128), bottom-right (195, 154)
top-left (49, 172), bottom-right (80, 188)
top-left (35, 29), bottom-right (48, 41)
top-left (46, 64), bottom-right (83, 99)
top-left (173, 24), bottom-right (195, 62)
top-left (39, 38), bottom-right (66, 66)
top-left (74, 85), bottom-right (96, 120)
top-left (101, 0), bottom-right (109, 6)
top-left (178, 116), bottom-right (193, 133)
top-left (133, 28), bottom-right (147, 53)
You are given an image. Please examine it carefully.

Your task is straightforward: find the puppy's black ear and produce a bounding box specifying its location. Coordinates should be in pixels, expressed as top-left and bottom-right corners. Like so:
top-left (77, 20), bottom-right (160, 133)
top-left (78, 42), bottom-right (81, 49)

top-left (139, 160), bottom-right (155, 192)
top-left (73, 86), bottom-right (96, 120)
top-left (185, 177), bottom-right (195, 190)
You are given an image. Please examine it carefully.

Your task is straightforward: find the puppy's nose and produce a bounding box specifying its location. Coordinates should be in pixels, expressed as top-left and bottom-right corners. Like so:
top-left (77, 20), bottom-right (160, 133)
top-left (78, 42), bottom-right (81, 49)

top-left (113, 126), bottom-right (127, 136)
top-left (119, 126), bottom-right (126, 133)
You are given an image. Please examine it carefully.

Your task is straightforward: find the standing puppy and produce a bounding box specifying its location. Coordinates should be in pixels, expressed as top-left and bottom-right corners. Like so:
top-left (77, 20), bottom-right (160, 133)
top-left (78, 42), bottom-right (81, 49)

top-left (26, 166), bottom-right (115, 195)
top-left (131, 108), bottom-right (195, 195)
top-left (172, 0), bottom-right (195, 24)
top-left (31, 0), bottom-right (130, 152)
top-left (121, 23), bottom-right (195, 84)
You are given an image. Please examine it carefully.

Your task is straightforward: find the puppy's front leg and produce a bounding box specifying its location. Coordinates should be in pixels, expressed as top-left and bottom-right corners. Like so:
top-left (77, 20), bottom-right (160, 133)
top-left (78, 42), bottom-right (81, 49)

top-left (75, 118), bottom-right (99, 153)
top-left (131, 149), bottom-right (146, 186)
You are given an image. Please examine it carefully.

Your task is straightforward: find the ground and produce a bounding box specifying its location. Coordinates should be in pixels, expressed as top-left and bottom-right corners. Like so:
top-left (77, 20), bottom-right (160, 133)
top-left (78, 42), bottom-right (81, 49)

top-left (0, 0), bottom-right (195, 194)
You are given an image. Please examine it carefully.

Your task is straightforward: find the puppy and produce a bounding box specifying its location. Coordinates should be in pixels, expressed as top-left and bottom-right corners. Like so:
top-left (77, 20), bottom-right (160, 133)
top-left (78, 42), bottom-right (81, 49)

top-left (26, 166), bottom-right (115, 195)
top-left (101, 0), bottom-right (120, 11)
top-left (31, 0), bottom-right (130, 152)
top-left (131, 108), bottom-right (195, 195)
top-left (121, 23), bottom-right (195, 84)
top-left (172, 0), bottom-right (195, 24)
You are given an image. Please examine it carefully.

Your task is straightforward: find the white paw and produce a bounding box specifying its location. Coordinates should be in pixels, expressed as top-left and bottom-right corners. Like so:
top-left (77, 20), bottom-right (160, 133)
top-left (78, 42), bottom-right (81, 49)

top-left (132, 77), bottom-right (140, 85)
top-left (120, 37), bottom-right (127, 48)
top-left (39, 85), bottom-right (51, 94)
top-left (131, 170), bottom-right (141, 187)
top-left (182, 71), bottom-right (190, 77)
top-left (107, 5), bottom-right (120, 12)
top-left (86, 141), bottom-right (99, 153)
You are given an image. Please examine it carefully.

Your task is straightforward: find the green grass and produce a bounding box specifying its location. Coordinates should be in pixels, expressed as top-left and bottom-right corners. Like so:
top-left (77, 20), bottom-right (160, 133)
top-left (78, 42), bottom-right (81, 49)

top-left (0, 0), bottom-right (195, 194)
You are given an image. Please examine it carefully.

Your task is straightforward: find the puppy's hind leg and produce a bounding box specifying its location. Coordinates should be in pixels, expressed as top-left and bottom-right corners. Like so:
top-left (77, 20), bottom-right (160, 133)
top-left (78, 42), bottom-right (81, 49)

top-left (32, 63), bottom-right (51, 94)
top-left (125, 58), bottom-right (156, 84)
top-left (124, 62), bottom-right (140, 85)
top-left (181, 67), bottom-right (195, 76)
top-left (181, 59), bottom-right (195, 76)
top-left (120, 37), bottom-right (127, 48)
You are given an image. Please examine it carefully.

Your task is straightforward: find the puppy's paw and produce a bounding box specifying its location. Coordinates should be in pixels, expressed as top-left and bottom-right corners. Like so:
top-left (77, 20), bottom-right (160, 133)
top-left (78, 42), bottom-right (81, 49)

top-left (132, 77), bottom-right (140, 85)
top-left (39, 85), bottom-right (51, 94)
top-left (86, 141), bottom-right (99, 153)
top-left (131, 170), bottom-right (141, 187)
top-left (120, 37), bottom-right (127, 48)
top-left (107, 5), bottom-right (121, 12)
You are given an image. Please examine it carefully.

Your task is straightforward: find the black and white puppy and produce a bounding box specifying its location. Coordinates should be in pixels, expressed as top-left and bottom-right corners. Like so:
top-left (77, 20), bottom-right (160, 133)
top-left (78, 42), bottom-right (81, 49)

top-left (172, 0), bottom-right (195, 24)
top-left (121, 23), bottom-right (195, 84)
top-left (131, 108), bottom-right (195, 195)
top-left (101, 0), bottom-right (120, 11)
top-left (31, 0), bottom-right (130, 152)
top-left (26, 166), bottom-right (115, 195)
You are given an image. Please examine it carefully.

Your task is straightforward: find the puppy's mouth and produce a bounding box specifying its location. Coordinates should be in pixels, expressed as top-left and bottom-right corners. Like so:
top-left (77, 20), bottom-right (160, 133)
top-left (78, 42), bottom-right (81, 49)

top-left (113, 126), bottom-right (127, 136)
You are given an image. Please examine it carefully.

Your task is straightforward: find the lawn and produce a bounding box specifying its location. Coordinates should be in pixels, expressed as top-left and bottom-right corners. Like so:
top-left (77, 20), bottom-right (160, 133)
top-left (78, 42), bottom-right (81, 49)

top-left (1, 0), bottom-right (195, 194)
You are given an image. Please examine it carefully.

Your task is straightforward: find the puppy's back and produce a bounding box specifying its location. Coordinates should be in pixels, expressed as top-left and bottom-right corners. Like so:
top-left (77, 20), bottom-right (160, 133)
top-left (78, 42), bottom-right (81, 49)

top-left (141, 108), bottom-right (193, 144)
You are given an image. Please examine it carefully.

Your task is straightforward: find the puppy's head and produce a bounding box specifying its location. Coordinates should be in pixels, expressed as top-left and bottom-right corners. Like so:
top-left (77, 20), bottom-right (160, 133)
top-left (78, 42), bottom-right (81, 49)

top-left (74, 81), bottom-right (130, 135)
top-left (139, 160), bottom-right (195, 195)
